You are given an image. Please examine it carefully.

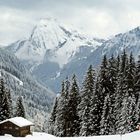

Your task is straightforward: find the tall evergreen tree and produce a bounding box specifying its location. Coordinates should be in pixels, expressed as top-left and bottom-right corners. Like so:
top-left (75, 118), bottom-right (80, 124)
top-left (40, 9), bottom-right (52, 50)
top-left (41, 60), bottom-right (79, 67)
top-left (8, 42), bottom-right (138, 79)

top-left (1, 93), bottom-right (11, 120)
top-left (55, 80), bottom-right (70, 136)
top-left (78, 65), bottom-right (96, 136)
top-left (116, 52), bottom-right (136, 134)
top-left (116, 90), bottom-right (136, 134)
top-left (135, 55), bottom-right (140, 124)
top-left (47, 51), bottom-right (140, 136)
top-left (125, 53), bottom-right (136, 130)
top-left (15, 96), bottom-right (25, 118)
top-left (100, 94), bottom-right (113, 135)
top-left (6, 89), bottom-right (13, 117)
top-left (95, 55), bottom-right (111, 135)
top-left (98, 55), bottom-right (109, 110)
top-left (66, 74), bottom-right (80, 136)
top-left (100, 55), bottom-right (117, 135)
top-left (47, 96), bottom-right (59, 135)
top-left (89, 76), bottom-right (102, 135)
top-left (65, 76), bottom-right (70, 97)
top-left (115, 51), bottom-right (129, 133)
top-left (0, 78), bottom-right (11, 121)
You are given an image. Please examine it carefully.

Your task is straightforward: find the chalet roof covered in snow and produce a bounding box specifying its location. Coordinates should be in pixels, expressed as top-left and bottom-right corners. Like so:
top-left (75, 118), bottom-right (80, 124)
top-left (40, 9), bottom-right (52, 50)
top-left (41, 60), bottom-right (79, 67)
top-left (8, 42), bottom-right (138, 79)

top-left (0, 117), bottom-right (34, 127)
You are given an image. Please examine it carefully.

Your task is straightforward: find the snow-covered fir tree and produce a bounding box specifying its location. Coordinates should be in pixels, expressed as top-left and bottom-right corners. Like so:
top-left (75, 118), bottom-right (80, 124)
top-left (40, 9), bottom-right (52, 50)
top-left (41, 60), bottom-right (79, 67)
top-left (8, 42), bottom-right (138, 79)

top-left (78, 65), bottom-right (96, 136)
top-left (115, 51), bottom-right (128, 133)
top-left (100, 94), bottom-right (113, 135)
top-left (135, 55), bottom-right (140, 124)
top-left (55, 79), bottom-right (70, 136)
top-left (100, 55), bottom-right (118, 135)
top-left (47, 96), bottom-right (59, 135)
top-left (0, 78), bottom-right (11, 121)
top-left (6, 89), bottom-right (13, 117)
top-left (15, 96), bottom-right (25, 118)
top-left (89, 76), bottom-right (102, 135)
top-left (47, 51), bottom-right (140, 136)
top-left (66, 74), bottom-right (80, 136)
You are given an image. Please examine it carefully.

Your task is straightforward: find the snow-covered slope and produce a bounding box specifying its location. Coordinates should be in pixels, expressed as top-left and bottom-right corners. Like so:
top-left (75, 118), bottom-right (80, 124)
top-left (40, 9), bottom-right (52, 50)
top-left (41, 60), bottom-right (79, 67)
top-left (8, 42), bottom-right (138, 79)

top-left (99, 26), bottom-right (140, 58)
top-left (1, 131), bottom-right (140, 140)
top-left (82, 26), bottom-right (140, 70)
top-left (0, 48), bottom-right (55, 131)
top-left (7, 18), bottom-right (140, 93)
top-left (49, 26), bottom-right (140, 91)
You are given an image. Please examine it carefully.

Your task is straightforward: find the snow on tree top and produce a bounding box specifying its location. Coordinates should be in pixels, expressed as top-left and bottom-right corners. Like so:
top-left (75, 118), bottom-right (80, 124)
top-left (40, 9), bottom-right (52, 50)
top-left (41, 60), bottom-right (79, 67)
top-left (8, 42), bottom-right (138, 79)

top-left (0, 117), bottom-right (34, 127)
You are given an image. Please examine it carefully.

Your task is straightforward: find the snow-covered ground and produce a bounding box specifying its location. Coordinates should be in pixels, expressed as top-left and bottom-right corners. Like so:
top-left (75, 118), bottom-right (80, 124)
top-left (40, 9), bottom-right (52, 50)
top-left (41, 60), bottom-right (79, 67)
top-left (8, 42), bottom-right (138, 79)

top-left (1, 131), bottom-right (140, 140)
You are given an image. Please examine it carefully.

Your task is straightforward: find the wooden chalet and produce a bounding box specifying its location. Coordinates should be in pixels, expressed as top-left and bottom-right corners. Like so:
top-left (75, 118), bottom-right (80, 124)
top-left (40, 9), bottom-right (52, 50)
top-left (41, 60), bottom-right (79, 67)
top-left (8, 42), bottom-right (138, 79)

top-left (0, 117), bottom-right (34, 137)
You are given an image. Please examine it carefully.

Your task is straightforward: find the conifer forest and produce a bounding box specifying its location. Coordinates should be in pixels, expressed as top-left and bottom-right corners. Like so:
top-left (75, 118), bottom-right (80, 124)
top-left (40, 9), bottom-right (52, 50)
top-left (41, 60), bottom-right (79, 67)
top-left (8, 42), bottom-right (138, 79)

top-left (47, 51), bottom-right (140, 137)
top-left (0, 78), bottom-right (25, 121)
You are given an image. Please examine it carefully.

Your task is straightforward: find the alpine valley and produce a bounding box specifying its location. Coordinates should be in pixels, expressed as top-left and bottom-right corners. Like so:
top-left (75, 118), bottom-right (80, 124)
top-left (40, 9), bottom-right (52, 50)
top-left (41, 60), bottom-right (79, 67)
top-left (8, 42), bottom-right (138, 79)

top-left (6, 18), bottom-right (140, 93)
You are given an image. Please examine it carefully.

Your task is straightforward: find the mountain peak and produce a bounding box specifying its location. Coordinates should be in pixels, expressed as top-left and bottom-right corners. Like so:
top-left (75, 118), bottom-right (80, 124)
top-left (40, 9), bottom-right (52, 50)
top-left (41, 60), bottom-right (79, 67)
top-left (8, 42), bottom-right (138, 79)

top-left (7, 18), bottom-right (102, 68)
top-left (128, 26), bottom-right (140, 37)
top-left (38, 18), bottom-right (58, 27)
top-left (40, 17), bottom-right (57, 22)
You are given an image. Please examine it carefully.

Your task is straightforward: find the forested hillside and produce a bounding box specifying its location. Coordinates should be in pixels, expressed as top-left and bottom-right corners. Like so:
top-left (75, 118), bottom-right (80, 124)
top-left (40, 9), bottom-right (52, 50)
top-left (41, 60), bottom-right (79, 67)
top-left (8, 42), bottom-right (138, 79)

top-left (47, 51), bottom-right (140, 136)
top-left (0, 48), bottom-right (55, 131)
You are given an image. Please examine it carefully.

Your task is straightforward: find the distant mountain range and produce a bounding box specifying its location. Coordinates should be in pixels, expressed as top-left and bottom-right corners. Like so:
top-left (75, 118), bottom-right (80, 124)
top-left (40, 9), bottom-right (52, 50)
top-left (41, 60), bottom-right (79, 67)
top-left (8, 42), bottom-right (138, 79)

top-left (6, 18), bottom-right (140, 92)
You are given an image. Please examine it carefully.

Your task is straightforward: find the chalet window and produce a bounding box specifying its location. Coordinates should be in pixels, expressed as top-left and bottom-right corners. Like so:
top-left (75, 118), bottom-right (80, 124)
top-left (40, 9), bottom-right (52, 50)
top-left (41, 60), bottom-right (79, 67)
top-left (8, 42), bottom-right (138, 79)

top-left (4, 126), bottom-right (7, 129)
top-left (9, 127), bottom-right (12, 129)
top-left (15, 127), bottom-right (19, 130)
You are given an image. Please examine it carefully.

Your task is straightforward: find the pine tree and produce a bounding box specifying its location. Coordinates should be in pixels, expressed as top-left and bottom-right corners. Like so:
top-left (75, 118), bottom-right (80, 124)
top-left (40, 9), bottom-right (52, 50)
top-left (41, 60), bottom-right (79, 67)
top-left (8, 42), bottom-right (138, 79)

top-left (66, 74), bottom-right (80, 136)
top-left (55, 80), bottom-right (69, 136)
top-left (116, 52), bottom-right (136, 134)
top-left (15, 96), bottom-right (25, 118)
top-left (100, 94), bottom-right (113, 135)
top-left (6, 89), bottom-right (13, 117)
top-left (125, 53), bottom-right (136, 130)
top-left (120, 50), bottom-right (128, 74)
top-left (89, 76), bottom-right (102, 135)
top-left (115, 51), bottom-right (128, 133)
top-left (0, 78), bottom-right (11, 121)
top-left (96, 55), bottom-right (111, 135)
top-left (47, 51), bottom-right (140, 136)
top-left (98, 55), bottom-right (109, 110)
top-left (1, 93), bottom-right (11, 120)
top-left (106, 55), bottom-right (118, 134)
top-left (47, 96), bottom-right (59, 135)
top-left (100, 55), bottom-right (117, 135)
top-left (65, 76), bottom-right (70, 97)
top-left (135, 55), bottom-right (140, 124)
top-left (116, 91), bottom-right (136, 134)
top-left (100, 56), bottom-right (116, 135)
top-left (78, 65), bottom-right (96, 136)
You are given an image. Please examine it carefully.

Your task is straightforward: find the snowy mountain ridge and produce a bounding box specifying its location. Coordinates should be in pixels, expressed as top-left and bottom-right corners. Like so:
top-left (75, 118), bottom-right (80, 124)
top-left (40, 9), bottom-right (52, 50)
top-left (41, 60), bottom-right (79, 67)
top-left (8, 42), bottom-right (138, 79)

top-left (98, 26), bottom-right (140, 58)
top-left (6, 18), bottom-right (140, 92)
top-left (7, 18), bottom-right (103, 68)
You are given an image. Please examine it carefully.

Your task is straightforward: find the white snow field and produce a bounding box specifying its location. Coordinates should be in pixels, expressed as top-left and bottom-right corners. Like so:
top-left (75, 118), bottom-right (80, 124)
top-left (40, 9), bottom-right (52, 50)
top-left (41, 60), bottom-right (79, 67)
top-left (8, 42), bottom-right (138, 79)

top-left (1, 131), bottom-right (140, 140)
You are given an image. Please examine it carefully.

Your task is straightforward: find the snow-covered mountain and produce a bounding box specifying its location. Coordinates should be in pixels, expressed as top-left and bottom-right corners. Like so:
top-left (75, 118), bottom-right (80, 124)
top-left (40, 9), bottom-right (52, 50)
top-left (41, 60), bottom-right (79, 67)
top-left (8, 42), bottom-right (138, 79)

top-left (83, 26), bottom-right (140, 69)
top-left (0, 48), bottom-right (55, 131)
top-left (8, 18), bottom-right (103, 68)
top-left (97, 26), bottom-right (140, 58)
top-left (7, 18), bottom-right (104, 92)
top-left (7, 18), bottom-right (140, 92)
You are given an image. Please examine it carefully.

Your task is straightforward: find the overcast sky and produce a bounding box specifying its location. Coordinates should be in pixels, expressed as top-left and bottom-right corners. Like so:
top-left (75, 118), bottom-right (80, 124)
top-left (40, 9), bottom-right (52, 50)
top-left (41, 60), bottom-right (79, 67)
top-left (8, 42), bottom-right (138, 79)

top-left (0, 0), bottom-right (140, 45)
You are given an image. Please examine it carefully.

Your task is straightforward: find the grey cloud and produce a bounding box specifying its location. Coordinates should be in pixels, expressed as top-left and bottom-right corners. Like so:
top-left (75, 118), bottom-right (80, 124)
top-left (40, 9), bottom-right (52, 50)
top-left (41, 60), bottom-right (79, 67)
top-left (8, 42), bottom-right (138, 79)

top-left (0, 0), bottom-right (140, 45)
